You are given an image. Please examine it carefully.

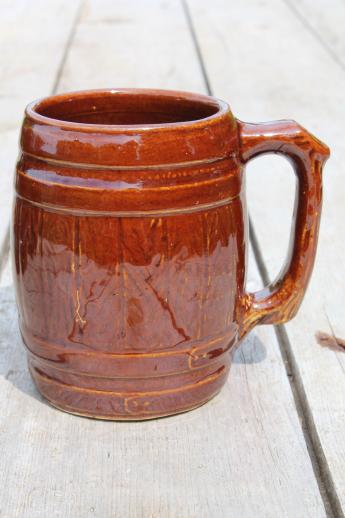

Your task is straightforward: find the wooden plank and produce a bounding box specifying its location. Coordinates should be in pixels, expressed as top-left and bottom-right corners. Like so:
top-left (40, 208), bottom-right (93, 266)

top-left (0, 0), bottom-right (81, 266)
top-left (57, 0), bottom-right (204, 92)
top-left (186, 0), bottom-right (345, 513)
top-left (0, 0), bottom-right (328, 516)
top-left (284, 0), bottom-right (345, 69)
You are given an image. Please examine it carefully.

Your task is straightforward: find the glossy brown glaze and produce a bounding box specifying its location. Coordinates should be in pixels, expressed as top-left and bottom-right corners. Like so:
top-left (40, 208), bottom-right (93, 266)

top-left (12, 89), bottom-right (329, 419)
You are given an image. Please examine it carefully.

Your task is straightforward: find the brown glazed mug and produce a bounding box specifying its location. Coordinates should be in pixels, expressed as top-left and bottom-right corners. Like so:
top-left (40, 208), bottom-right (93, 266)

top-left (13, 89), bottom-right (329, 420)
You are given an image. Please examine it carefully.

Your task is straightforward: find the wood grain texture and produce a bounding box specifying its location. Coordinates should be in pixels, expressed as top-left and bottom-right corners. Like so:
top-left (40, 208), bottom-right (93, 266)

top-left (186, 0), bottom-right (345, 512)
top-left (0, 0), bottom-right (80, 264)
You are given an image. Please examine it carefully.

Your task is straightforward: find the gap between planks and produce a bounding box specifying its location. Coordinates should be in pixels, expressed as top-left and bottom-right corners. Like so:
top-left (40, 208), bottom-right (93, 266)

top-left (0, 0), bottom-right (84, 281)
top-left (282, 0), bottom-right (345, 74)
top-left (250, 217), bottom-right (343, 518)
top-left (50, 0), bottom-right (85, 94)
top-left (182, 0), bottom-right (341, 516)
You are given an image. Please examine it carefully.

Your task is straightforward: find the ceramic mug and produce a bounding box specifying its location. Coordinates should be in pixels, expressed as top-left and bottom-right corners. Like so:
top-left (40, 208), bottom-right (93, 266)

top-left (13, 89), bottom-right (329, 419)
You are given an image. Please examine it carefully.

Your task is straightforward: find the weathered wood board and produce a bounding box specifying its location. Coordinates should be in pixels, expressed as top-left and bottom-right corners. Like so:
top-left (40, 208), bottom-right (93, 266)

top-left (0, 0), bottom-right (339, 516)
top-left (284, 0), bottom-right (345, 69)
top-left (0, 0), bottom-right (81, 261)
top-left (186, 0), bottom-right (345, 512)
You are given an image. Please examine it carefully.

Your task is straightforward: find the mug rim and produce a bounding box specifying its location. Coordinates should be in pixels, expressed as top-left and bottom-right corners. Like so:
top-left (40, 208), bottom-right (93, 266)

top-left (21, 88), bottom-right (237, 167)
top-left (25, 88), bottom-right (231, 133)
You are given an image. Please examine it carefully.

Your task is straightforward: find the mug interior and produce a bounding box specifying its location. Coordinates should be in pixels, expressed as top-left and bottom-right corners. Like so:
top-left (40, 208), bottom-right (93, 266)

top-left (34, 90), bottom-right (220, 126)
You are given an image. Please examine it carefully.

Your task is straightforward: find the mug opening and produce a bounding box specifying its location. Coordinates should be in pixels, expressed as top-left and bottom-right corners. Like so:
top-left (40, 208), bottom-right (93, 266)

top-left (31, 89), bottom-right (223, 127)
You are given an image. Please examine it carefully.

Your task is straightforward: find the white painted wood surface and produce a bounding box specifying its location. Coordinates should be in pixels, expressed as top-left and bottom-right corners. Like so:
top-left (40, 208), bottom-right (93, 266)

top-left (0, 0), bottom-right (80, 260)
top-left (187, 0), bottom-right (345, 512)
top-left (284, 0), bottom-right (345, 68)
top-left (58, 0), bottom-right (204, 92)
top-left (0, 0), bottom-right (342, 515)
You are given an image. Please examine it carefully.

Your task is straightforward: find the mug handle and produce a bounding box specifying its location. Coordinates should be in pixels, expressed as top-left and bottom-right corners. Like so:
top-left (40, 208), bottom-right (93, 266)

top-left (237, 119), bottom-right (330, 338)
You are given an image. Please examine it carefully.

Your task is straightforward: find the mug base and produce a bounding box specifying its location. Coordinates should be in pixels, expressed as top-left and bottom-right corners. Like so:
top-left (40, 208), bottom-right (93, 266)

top-left (28, 355), bottom-right (229, 421)
top-left (43, 391), bottom-right (221, 421)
